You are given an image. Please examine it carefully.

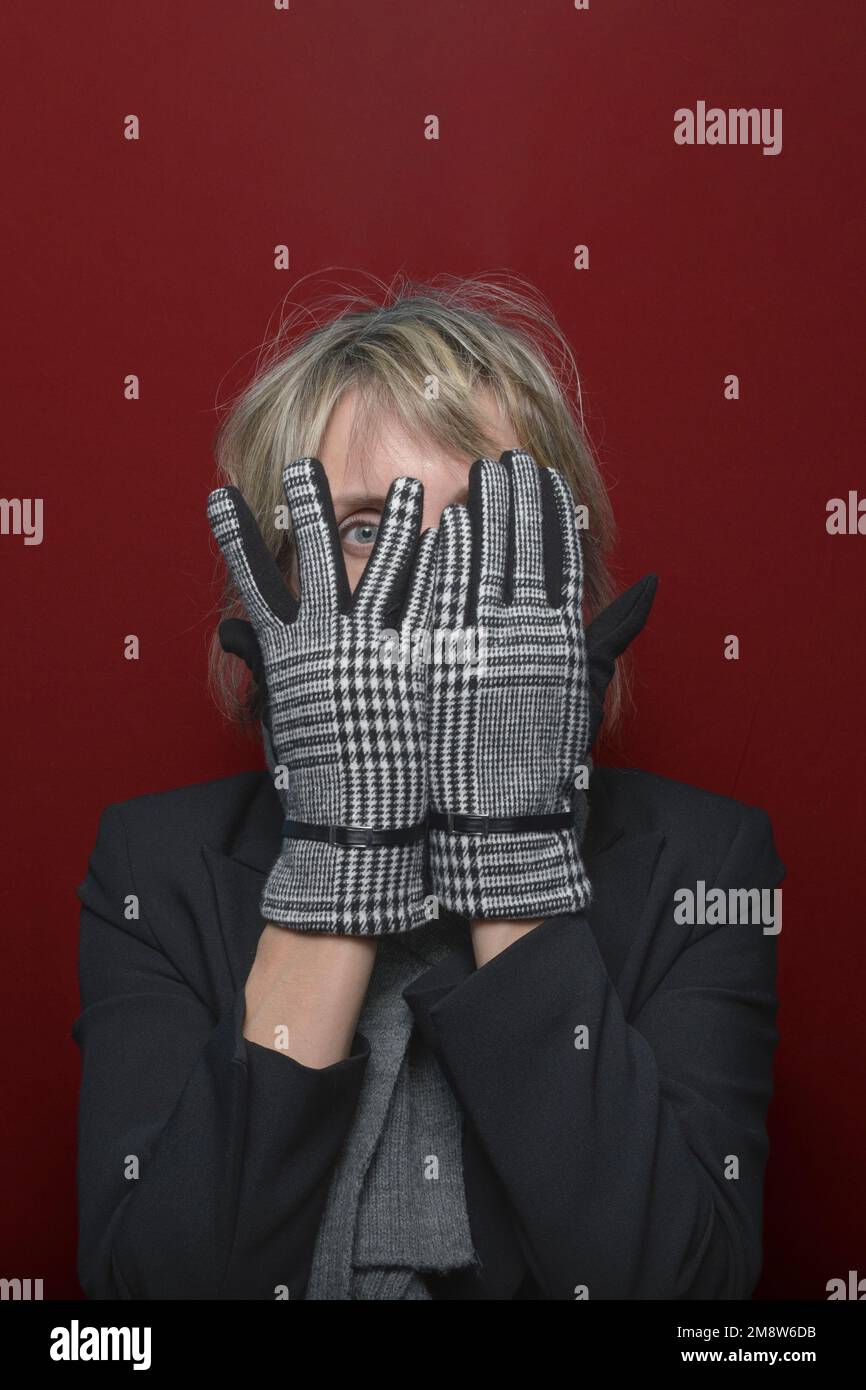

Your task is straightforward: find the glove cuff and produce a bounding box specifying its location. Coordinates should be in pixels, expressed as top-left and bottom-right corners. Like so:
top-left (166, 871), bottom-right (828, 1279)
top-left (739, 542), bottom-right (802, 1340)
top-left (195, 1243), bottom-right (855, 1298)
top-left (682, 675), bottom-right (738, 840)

top-left (428, 827), bottom-right (592, 921)
top-left (262, 838), bottom-right (434, 936)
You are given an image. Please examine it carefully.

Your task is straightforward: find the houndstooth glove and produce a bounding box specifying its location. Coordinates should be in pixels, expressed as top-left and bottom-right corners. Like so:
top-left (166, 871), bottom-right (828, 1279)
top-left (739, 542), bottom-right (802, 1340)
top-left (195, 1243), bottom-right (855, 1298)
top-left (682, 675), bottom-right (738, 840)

top-left (207, 457), bottom-right (438, 935)
top-left (427, 449), bottom-right (594, 920)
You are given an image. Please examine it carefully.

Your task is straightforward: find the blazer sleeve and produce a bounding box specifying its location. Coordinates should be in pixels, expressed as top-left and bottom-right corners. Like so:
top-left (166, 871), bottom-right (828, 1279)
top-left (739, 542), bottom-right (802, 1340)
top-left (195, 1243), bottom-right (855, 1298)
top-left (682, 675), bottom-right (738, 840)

top-left (404, 805), bottom-right (784, 1300)
top-left (72, 803), bottom-right (370, 1300)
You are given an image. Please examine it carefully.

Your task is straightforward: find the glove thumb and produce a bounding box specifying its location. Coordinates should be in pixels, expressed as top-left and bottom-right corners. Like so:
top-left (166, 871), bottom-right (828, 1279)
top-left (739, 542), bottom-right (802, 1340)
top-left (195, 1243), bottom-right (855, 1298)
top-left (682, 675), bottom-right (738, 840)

top-left (218, 618), bottom-right (273, 736)
top-left (219, 618), bottom-right (265, 686)
top-left (585, 574), bottom-right (658, 749)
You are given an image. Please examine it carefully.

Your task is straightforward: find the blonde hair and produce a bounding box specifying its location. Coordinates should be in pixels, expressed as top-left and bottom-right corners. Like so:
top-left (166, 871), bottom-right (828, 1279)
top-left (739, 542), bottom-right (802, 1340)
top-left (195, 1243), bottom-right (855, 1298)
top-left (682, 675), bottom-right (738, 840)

top-left (209, 270), bottom-right (625, 736)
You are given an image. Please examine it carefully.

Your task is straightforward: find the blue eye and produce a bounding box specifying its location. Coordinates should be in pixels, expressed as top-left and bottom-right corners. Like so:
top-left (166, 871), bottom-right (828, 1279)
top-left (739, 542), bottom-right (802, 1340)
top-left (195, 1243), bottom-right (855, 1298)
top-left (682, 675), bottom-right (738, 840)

top-left (341, 520), bottom-right (379, 547)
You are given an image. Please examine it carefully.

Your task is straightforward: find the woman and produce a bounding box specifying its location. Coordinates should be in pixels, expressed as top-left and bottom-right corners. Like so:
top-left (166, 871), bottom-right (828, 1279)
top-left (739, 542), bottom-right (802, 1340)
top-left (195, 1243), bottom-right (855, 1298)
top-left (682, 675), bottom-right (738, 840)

top-left (73, 274), bottom-right (784, 1300)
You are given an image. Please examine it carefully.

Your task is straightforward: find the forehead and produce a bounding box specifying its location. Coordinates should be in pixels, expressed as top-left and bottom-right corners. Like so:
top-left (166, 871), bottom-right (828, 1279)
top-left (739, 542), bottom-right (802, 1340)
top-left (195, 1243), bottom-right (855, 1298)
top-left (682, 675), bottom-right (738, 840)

top-left (319, 386), bottom-right (513, 498)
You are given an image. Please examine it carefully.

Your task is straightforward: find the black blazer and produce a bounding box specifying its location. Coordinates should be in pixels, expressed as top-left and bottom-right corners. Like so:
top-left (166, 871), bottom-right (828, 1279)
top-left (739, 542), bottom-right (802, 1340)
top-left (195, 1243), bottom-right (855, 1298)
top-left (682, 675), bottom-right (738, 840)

top-left (72, 765), bottom-right (784, 1301)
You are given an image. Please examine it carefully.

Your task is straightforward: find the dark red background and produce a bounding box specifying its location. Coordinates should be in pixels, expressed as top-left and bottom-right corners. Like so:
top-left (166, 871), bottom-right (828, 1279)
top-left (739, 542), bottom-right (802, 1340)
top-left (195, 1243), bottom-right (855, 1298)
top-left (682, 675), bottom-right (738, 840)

top-left (2, 0), bottom-right (864, 1299)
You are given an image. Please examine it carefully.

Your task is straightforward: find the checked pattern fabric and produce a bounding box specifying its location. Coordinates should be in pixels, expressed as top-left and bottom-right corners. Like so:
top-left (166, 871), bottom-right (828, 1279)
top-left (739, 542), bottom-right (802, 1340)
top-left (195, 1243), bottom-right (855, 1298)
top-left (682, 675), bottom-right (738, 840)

top-left (208, 457), bottom-right (438, 935)
top-left (427, 450), bottom-right (594, 920)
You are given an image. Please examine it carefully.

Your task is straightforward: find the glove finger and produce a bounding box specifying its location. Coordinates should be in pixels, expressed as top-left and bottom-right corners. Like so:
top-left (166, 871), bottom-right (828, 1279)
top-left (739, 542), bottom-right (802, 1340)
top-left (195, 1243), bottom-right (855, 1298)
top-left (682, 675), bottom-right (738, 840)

top-left (546, 467), bottom-right (586, 608)
top-left (400, 526), bottom-right (439, 632)
top-left (352, 475), bottom-right (423, 622)
top-left (207, 486), bottom-right (298, 628)
top-left (433, 503), bottom-right (472, 630)
top-left (281, 456), bottom-right (351, 617)
top-left (537, 466), bottom-right (565, 608)
top-left (466, 456), bottom-right (508, 623)
top-left (499, 449), bottom-right (547, 602)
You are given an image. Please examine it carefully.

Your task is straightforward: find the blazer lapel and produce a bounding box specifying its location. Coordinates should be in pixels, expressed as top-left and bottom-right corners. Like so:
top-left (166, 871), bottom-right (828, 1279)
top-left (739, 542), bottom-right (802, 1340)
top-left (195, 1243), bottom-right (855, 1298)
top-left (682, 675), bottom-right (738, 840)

top-left (202, 775), bottom-right (283, 1000)
top-left (582, 769), bottom-right (667, 1006)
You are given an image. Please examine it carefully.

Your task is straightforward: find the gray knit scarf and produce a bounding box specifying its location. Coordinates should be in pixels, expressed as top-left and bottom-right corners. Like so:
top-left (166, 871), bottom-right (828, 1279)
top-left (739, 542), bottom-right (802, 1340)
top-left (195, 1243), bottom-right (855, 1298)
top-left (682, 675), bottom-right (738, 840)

top-left (263, 725), bottom-right (480, 1300)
